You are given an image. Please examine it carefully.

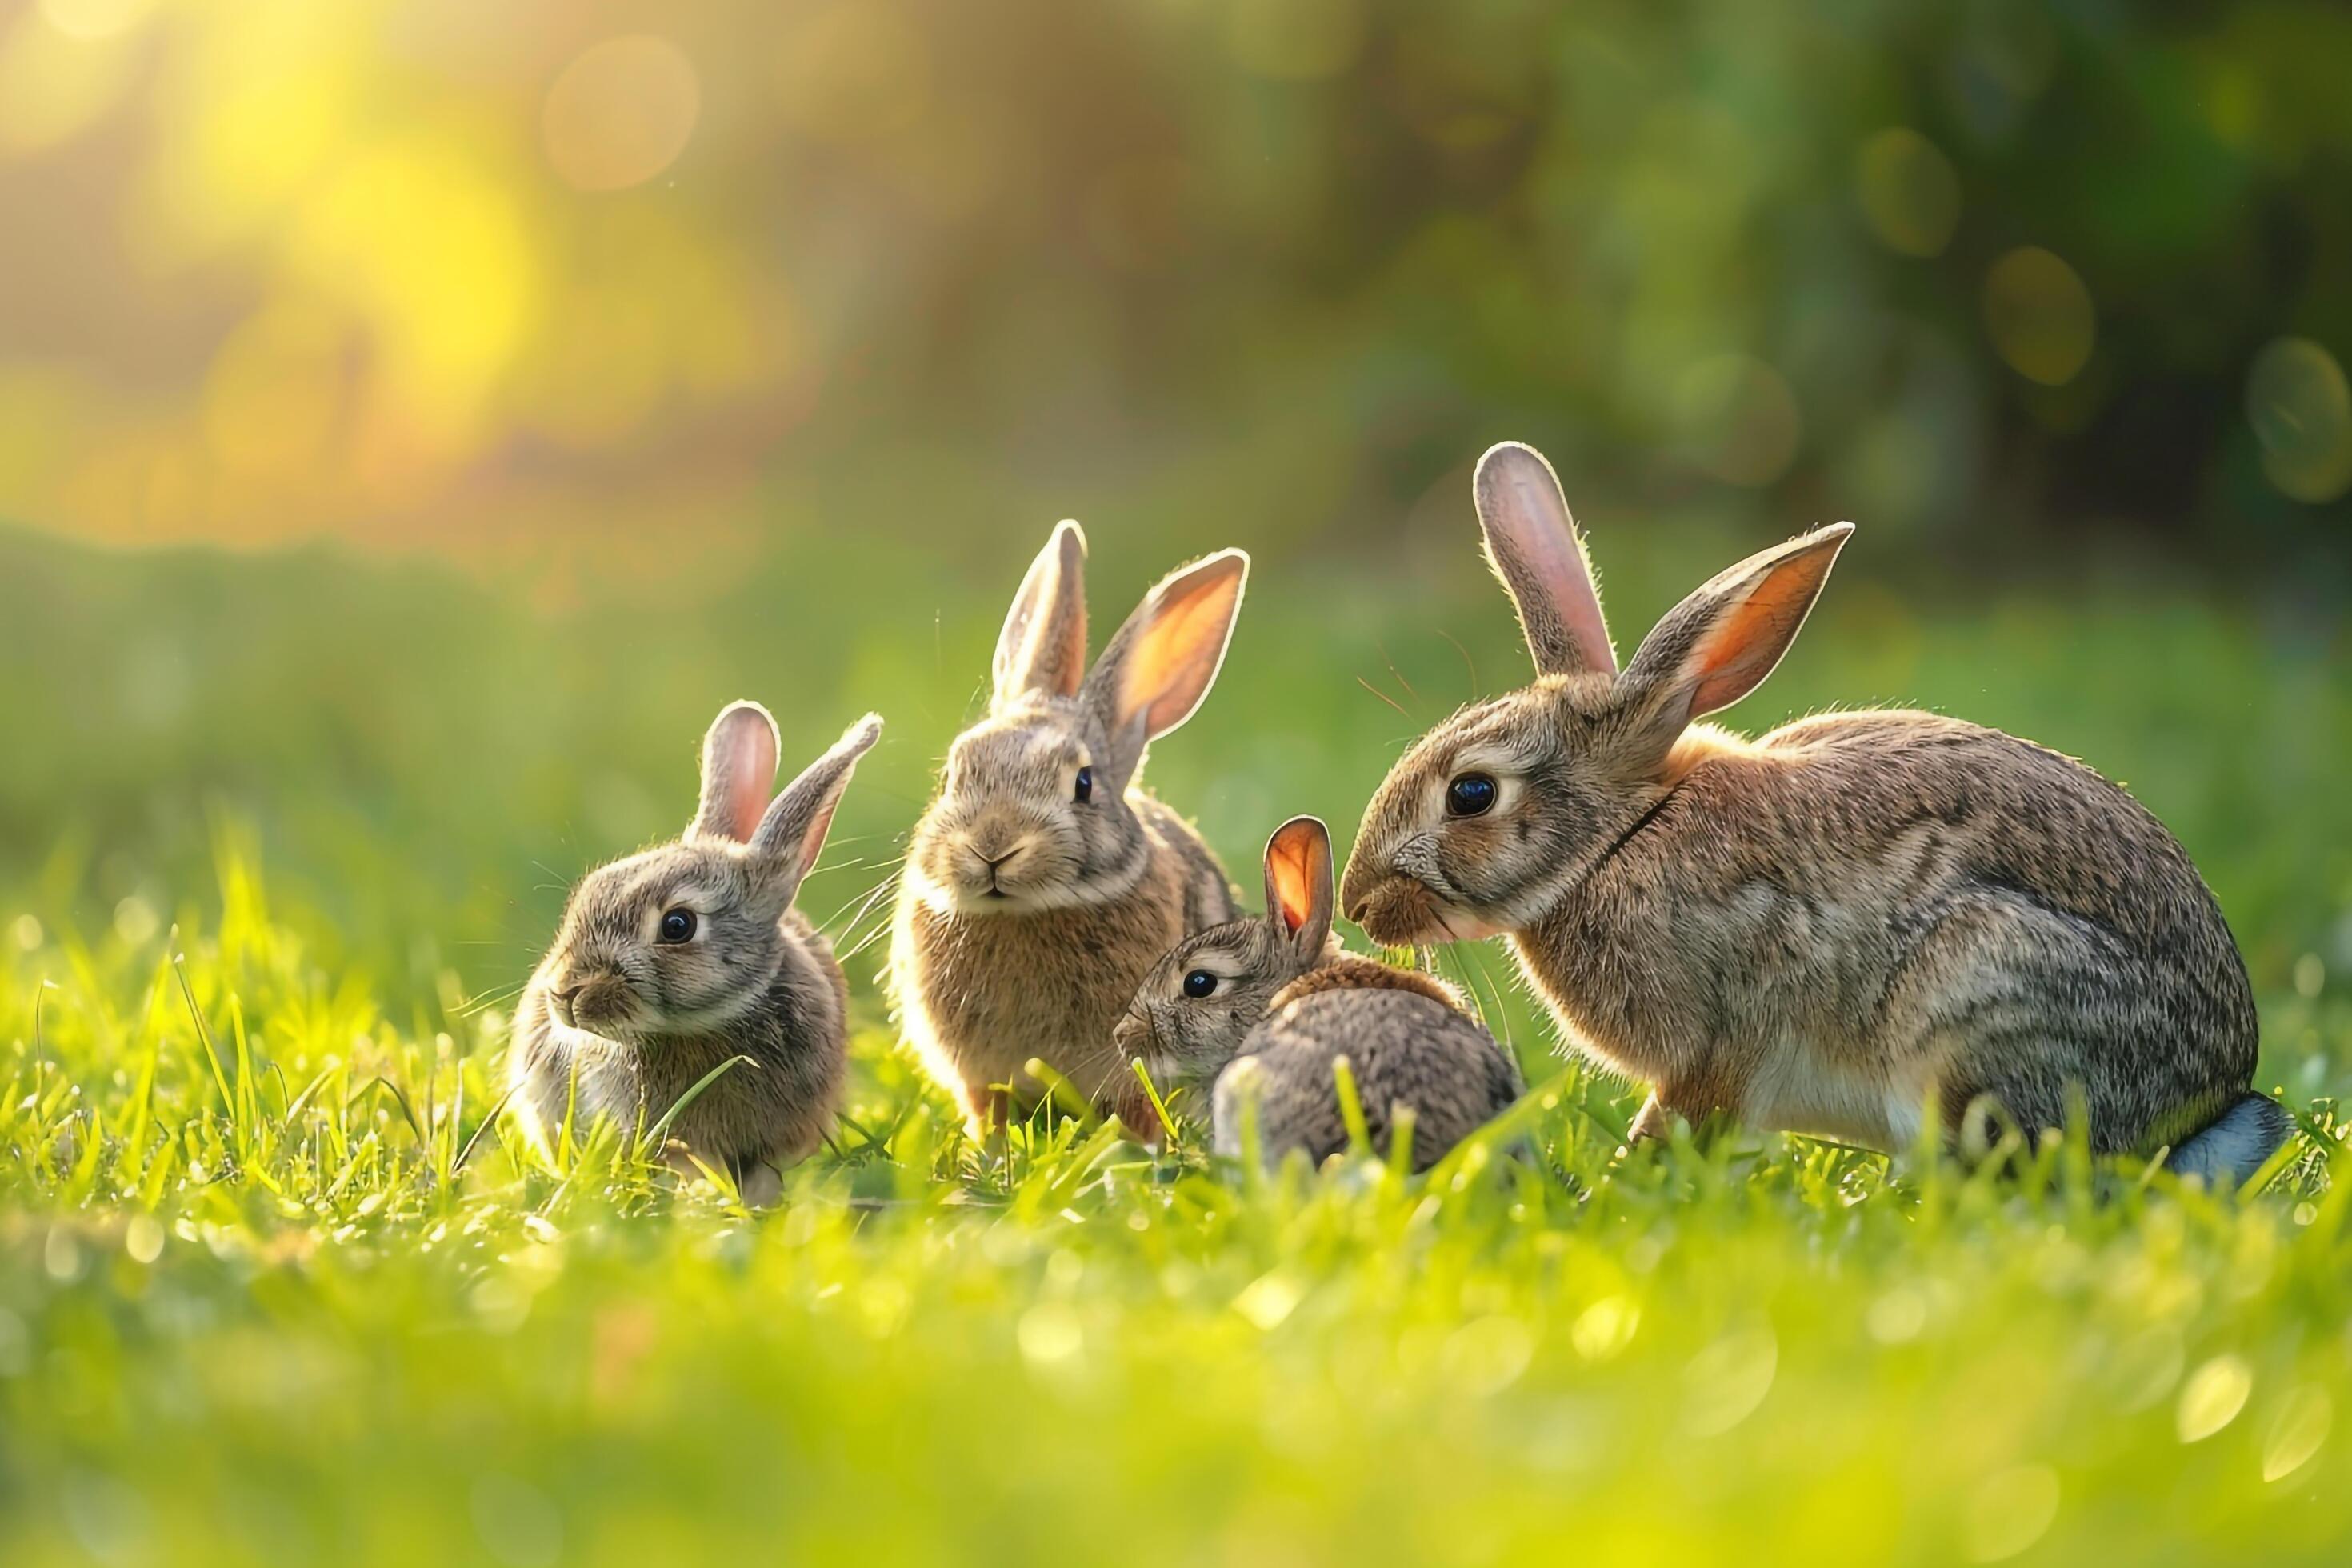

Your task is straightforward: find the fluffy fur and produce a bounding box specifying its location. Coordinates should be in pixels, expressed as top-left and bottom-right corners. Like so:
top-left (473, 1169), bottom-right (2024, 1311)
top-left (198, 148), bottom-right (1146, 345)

top-left (1115, 816), bottom-right (1523, 1171)
top-left (510, 702), bottom-right (882, 1204)
top-left (890, 520), bottom-right (1247, 1132)
top-left (1339, 439), bottom-right (2283, 1184)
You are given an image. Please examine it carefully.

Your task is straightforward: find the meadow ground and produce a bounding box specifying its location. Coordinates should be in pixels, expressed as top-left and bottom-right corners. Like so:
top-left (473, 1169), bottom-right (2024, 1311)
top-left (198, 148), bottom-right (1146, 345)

top-left (3, 522), bottom-right (2350, 1566)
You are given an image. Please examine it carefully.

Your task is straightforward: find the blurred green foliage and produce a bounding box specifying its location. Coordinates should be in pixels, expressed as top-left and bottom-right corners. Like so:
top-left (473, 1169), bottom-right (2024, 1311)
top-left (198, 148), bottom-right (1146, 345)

top-left (2, 0), bottom-right (2349, 566)
top-left (6, 2), bottom-right (2352, 1562)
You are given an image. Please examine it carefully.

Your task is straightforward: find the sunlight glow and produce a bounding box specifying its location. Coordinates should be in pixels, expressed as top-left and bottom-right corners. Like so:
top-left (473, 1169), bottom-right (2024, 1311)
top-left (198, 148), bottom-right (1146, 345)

top-left (542, 36), bottom-right (702, 193)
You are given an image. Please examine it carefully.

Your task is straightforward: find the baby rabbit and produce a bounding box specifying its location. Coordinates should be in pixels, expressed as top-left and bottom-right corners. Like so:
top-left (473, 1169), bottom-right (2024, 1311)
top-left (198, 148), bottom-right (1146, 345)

top-left (1115, 816), bottom-right (1523, 1171)
top-left (1341, 441), bottom-right (2287, 1184)
top-left (510, 701), bottom-right (882, 1205)
top-left (891, 521), bottom-right (1248, 1133)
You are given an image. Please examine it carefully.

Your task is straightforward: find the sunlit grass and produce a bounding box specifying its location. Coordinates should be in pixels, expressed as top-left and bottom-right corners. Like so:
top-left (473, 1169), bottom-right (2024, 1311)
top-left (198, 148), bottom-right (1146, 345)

top-left (3, 840), bottom-right (2350, 1566)
top-left (4, 530), bottom-right (2351, 1564)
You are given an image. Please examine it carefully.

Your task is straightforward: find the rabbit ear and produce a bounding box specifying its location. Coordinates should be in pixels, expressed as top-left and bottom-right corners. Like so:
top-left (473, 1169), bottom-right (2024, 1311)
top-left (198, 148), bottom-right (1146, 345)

top-left (750, 714), bottom-right (884, 899)
top-left (1620, 523), bottom-right (1854, 744)
top-left (691, 701), bottom-right (782, 843)
top-left (1262, 816), bottom-right (1333, 961)
top-left (1086, 548), bottom-right (1249, 780)
top-left (993, 521), bottom-right (1090, 706)
top-left (1474, 442), bottom-right (1617, 678)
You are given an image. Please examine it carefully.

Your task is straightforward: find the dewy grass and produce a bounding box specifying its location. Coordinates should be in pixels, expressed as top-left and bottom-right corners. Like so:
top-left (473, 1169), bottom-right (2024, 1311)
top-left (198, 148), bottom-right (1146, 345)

top-left (2, 846), bottom-right (2349, 1568)
top-left (3, 538), bottom-right (2350, 1565)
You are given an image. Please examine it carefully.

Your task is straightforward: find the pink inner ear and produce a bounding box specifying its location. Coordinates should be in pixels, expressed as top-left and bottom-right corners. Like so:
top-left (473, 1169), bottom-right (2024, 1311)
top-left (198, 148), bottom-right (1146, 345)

top-left (1476, 443), bottom-right (1617, 677)
top-left (723, 755), bottom-right (768, 842)
top-left (792, 798), bottom-right (838, 878)
top-left (1265, 824), bottom-right (1325, 934)
top-left (710, 711), bottom-right (778, 842)
top-left (1119, 555), bottom-right (1246, 738)
top-left (1684, 534), bottom-right (1846, 714)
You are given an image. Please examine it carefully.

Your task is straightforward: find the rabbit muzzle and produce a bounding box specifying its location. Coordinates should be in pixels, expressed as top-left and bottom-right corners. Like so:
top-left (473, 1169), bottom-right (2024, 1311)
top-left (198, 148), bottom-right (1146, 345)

top-left (1110, 1006), bottom-right (1160, 1072)
top-left (553, 969), bottom-right (638, 1033)
top-left (1343, 870), bottom-right (1507, 948)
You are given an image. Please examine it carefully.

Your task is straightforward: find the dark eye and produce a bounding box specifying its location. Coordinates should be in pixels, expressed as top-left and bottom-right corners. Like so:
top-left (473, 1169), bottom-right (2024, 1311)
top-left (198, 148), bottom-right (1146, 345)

top-left (658, 908), bottom-right (698, 943)
top-left (1074, 765), bottom-right (1094, 804)
top-left (1182, 969), bottom-right (1218, 998)
top-left (1446, 773), bottom-right (1498, 818)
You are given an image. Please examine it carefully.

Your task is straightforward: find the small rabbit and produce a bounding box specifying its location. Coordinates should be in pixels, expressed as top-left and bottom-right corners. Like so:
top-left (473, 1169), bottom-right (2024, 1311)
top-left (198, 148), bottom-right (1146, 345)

top-left (890, 521), bottom-right (1248, 1133)
top-left (510, 701), bottom-right (882, 1204)
top-left (1114, 816), bottom-right (1523, 1171)
top-left (1339, 441), bottom-right (2288, 1183)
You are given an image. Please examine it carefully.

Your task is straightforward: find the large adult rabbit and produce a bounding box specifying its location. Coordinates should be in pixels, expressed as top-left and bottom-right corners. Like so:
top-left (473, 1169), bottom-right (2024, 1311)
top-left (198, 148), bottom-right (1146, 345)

top-left (1340, 441), bottom-right (2286, 1183)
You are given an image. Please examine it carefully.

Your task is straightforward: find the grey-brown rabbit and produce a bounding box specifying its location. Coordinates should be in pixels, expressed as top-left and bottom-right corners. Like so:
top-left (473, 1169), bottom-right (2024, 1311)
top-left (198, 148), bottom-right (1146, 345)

top-left (510, 701), bottom-right (882, 1204)
top-left (1341, 440), bottom-right (2287, 1184)
top-left (1115, 816), bottom-right (1522, 1171)
top-left (890, 521), bottom-right (1248, 1135)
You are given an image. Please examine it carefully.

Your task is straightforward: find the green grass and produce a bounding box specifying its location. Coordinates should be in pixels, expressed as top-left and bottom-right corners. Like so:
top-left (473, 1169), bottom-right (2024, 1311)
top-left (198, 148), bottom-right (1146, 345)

top-left (4, 525), bottom-right (2352, 1566)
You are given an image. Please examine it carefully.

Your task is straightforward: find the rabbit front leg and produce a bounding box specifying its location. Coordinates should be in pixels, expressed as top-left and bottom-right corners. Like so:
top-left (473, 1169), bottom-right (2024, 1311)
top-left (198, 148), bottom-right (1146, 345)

top-left (1625, 1092), bottom-right (1675, 1146)
top-left (736, 1160), bottom-right (784, 1208)
top-left (1622, 1086), bottom-right (1742, 1151)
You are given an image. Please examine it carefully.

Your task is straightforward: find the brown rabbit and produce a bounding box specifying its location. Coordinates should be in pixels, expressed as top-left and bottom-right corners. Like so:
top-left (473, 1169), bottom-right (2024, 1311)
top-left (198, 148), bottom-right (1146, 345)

top-left (1115, 816), bottom-right (1522, 1170)
top-left (890, 521), bottom-right (1247, 1134)
top-left (1339, 440), bottom-right (2287, 1184)
top-left (510, 702), bottom-right (882, 1204)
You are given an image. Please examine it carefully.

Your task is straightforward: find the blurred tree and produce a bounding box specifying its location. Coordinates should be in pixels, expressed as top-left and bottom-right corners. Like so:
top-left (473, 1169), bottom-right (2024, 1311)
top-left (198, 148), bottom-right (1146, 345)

top-left (0, 0), bottom-right (2344, 570)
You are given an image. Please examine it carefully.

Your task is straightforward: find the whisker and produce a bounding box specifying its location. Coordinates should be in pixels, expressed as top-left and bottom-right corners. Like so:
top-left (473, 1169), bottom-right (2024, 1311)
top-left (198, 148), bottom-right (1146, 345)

top-left (823, 869), bottom-right (905, 944)
top-left (838, 917), bottom-right (898, 965)
top-left (456, 983), bottom-right (530, 1019)
top-left (1354, 674), bottom-right (1410, 720)
top-left (1436, 628), bottom-right (1480, 698)
top-left (1378, 640), bottom-right (1421, 711)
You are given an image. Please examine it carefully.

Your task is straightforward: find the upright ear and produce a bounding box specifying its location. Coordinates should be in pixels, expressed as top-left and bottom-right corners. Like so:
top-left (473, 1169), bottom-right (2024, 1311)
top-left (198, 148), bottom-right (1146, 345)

top-left (1086, 548), bottom-right (1249, 779)
top-left (749, 714), bottom-right (885, 901)
top-left (1473, 442), bottom-right (1617, 678)
top-left (1618, 523), bottom-right (1854, 748)
top-left (690, 701), bottom-right (782, 843)
top-left (1261, 815), bottom-right (1333, 962)
top-left (993, 521), bottom-right (1090, 707)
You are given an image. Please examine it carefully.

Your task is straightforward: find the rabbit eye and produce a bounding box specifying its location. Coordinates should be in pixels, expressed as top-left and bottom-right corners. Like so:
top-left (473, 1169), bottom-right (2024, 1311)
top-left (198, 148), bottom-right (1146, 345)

top-left (1074, 765), bottom-right (1094, 804)
top-left (1446, 774), bottom-right (1498, 818)
top-left (658, 909), bottom-right (698, 944)
top-left (1182, 970), bottom-right (1218, 998)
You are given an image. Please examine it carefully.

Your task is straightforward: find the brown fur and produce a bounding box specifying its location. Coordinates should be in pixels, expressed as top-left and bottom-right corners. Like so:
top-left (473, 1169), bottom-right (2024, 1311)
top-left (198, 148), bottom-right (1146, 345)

top-left (890, 523), bottom-right (1248, 1132)
top-left (1340, 441), bottom-right (2275, 1175)
top-left (1214, 989), bottom-right (1524, 1173)
top-left (510, 703), bottom-right (882, 1202)
top-left (1117, 816), bottom-right (1523, 1171)
top-left (1270, 957), bottom-right (1464, 1014)
top-left (896, 793), bottom-right (1235, 1124)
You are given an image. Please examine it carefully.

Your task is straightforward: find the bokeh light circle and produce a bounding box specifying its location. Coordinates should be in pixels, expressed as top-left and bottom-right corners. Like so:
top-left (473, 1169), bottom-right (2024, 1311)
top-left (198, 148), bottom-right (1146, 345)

top-left (39, 0), bottom-right (151, 41)
top-left (2245, 337), bottom-right (2352, 503)
top-left (1855, 128), bottom-right (1961, 258)
top-left (1982, 246), bottom-right (2094, 386)
top-left (542, 36), bottom-right (701, 193)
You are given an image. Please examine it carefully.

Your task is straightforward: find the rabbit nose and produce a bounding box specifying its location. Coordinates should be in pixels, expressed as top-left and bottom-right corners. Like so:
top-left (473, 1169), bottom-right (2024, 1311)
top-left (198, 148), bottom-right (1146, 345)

top-left (551, 984), bottom-right (584, 1027)
top-left (1346, 898), bottom-right (1371, 924)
